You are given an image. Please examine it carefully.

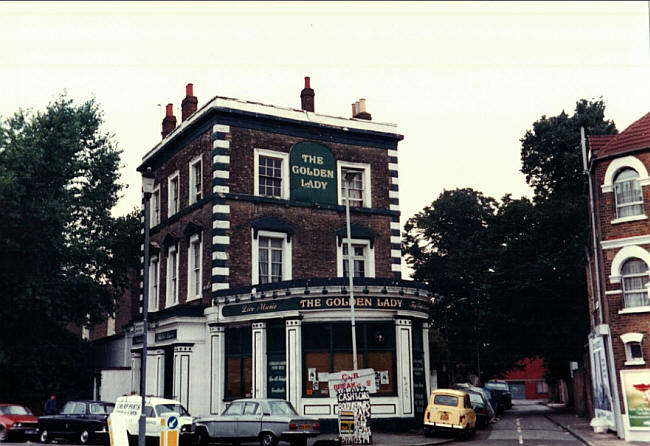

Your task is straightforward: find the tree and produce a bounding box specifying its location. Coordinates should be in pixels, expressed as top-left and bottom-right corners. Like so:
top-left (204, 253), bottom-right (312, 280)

top-left (0, 95), bottom-right (139, 407)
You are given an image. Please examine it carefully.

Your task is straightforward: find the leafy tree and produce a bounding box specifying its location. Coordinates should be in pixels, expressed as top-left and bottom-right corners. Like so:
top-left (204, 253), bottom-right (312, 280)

top-left (405, 99), bottom-right (618, 383)
top-left (0, 95), bottom-right (139, 409)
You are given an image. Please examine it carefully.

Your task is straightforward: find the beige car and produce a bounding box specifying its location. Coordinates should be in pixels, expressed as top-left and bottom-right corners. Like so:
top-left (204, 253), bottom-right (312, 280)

top-left (423, 389), bottom-right (476, 439)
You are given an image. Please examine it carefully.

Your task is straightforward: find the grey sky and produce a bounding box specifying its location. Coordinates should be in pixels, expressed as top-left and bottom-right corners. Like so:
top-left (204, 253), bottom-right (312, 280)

top-left (3, 1), bottom-right (649, 235)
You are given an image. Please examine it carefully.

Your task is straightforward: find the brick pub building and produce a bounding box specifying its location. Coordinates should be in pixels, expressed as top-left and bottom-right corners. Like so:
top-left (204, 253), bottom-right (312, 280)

top-left (586, 112), bottom-right (650, 441)
top-left (121, 79), bottom-right (430, 429)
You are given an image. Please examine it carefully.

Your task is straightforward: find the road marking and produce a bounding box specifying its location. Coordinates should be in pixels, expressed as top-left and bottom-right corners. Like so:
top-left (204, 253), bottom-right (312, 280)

top-left (517, 418), bottom-right (523, 444)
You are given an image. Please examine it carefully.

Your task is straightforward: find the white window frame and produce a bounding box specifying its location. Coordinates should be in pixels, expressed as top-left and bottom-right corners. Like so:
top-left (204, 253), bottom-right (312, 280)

top-left (251, 229), bottom-right (292, 285)
top-left (336, 238), bottom-right (375, 278)
top-left (187, 234), bottom-right (203, 301)
top-left (621, 332), bottom-right (645, 365)
top-left (189, 156), bottom-right (202, 205)
top-left (337, 161), bottom-right (372, 208)
top-left (601, 156), bottom-right (650, 224)
top-left (166, 244), bottom-right (179, 307)
top-left (168, 171), bottom-right (180, 216)
top-left (149, 255), bottom-right (160, 312)
top-left (254, 149), bottom-right (290, 199)
top-left (613, 168), bottom-right (645, 220)
top-left (151, 186), bottom-right (161, 227)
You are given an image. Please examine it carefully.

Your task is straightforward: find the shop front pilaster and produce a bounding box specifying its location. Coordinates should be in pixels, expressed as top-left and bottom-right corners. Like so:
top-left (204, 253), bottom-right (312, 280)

top-left (395, 318), bottom-right (414, 416)
top-left (209, 324), bottom-right (225, 414)
top-left (252, 322), bottom-right (267, 398)
top-left (286, 318), bottom-right (302, 412)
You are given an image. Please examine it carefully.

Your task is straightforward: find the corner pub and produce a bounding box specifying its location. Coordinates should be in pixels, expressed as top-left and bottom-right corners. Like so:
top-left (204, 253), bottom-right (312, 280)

top-left (127, 78), bottom-right (431, 430)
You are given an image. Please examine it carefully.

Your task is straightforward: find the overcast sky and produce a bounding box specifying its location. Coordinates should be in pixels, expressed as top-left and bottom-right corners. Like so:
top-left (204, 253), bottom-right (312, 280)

top-left (3, 1), bottom-right (650, 239)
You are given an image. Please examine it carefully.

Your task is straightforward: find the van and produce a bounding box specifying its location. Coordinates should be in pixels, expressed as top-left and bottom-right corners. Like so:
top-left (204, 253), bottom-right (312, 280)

top-left (113, 395), bottom-right (194, 444)
top-left (423, 389), bottom-right (476, 439)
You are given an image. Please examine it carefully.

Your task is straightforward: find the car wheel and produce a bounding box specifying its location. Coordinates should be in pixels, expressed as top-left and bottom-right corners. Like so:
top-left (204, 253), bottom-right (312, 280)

top-left (259, 432), bottom-right (277, 446)
top-left (423, 426), bottom-right (432, 437)
top-left (40, 429), bottom-right (50, 443)
top-left (0, 424), bottom-right (7, 442)
top-left (195, 428), bottom-right (208, 446)
top-left (79, 429), bottom-right (91, 444)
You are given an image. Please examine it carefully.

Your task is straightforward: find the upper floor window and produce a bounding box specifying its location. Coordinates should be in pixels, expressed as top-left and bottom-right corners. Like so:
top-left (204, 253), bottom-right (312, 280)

top-left (337, 238), bottom-right (375, 278)
top-left (166, 244), bottom-right (179, 307)
top-left (187, 234), bottom-right (202, 300)
top-left (614, 168), bottom-right (644, 218)
top-left (254, 149), bottom-right (289, 199)
top-left (252, 229), bottom-right (291, 285)
top-left (622, 258), bottom-right (649, 308)
top-left (168, 172), bottom-right (180, 216)
top-left (149, 255), bottom-right (160, 311)
top-left (151, 186), bottom-right (160, 227)
top-left (189, 157), bottom-right (202, 205)
top-left (337, 161), bottom-right (371, 208)
top-left (621, 332), bottom-right (645, 365)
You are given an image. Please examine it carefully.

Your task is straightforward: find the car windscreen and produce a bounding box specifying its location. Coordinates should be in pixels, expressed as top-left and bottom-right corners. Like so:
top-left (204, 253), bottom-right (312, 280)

top-left (156, 404), bottom-right (189, 417)
top-left (89, 403), bottom-right (114, 414)
top-left (433, 395), bottom-right (459, 407)
top-left (468, 393), bottom-right (483, 404)
top-left (61, 402), bottom-right (85, 414)
top-left (0, 405), bottom-right (31, 415)
top-left (268, 401), bottom-right (298, 416)
top-left (485, 382), bottom-right (509, 390)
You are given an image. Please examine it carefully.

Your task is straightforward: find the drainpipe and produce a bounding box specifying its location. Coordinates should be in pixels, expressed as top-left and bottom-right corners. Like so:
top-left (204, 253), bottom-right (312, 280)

top-left (582, 127), bottom-right (624, 438)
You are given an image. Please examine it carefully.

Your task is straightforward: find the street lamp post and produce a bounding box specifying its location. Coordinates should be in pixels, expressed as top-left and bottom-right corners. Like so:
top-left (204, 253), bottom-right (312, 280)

top-left (344, 172), bottom-right (358, 371)
top-left (139, 167), bottom-right (155, 446)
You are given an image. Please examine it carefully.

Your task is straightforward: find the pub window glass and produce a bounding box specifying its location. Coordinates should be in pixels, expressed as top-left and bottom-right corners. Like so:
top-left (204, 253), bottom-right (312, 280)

top-left (225, 326), bottom-right (252, 400)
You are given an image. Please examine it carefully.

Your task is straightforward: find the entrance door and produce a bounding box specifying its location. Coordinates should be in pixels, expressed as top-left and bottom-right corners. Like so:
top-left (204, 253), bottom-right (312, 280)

top-left (509, 381), bottom-right (526, 400)
top-left (164, 346), bottom-right (174, 399)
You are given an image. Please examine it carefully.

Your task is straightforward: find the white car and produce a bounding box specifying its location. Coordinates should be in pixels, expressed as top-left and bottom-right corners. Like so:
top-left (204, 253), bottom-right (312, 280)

top-left (113, 395), bottom-right (194, 444)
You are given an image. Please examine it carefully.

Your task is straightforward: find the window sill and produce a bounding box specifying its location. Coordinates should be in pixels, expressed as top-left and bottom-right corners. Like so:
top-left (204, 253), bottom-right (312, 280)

top-left (625, 359), bottom-right (646, 366)
top-left (611, 215), bottom-right (648, 225)
top-left (186, 295), bottom-right (202, 302)
top-left (619, 306), bottom-right (650, 314)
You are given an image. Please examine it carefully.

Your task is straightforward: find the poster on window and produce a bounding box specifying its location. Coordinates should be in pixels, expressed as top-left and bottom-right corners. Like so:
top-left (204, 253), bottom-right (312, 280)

top-left (589, 333), bottom-right (615, 429)
top-left (621, 369), bottom-right (650, 429)
top-left (337, 387), bottom-right (371, 444)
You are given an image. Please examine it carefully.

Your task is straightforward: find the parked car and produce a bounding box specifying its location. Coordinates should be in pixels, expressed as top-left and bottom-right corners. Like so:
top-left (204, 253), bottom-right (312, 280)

top-left (0, 404), bottom-right (38, 441)
top-left (193, 398), bottom-right (320, 446)
top-left (113, 395), bottom-right (194, 445)
top-left (454, 383), bottom-right (496, 424)
top-left (38, 400), bottom-right (114, 444)
top-left (423, 389), bottom-right (476, 440)
top-left (480, 387), bottom-right (500, 415)
top-left (485, 380), bottom-right (513, 411)
top-left (465, 391), bottom-right (490, 430)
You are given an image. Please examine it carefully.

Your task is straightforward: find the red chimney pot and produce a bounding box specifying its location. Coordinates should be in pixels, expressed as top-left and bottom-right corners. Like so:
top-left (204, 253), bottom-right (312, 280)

top-left (186, 83), bottom-right (194, 97)
top-left (304, 77), bottom-right (310, 88)
top-left (166, 103), bottom-right (173, 117)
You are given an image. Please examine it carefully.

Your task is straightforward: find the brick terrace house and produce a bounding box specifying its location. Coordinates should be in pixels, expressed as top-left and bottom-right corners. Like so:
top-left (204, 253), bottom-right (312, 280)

top-left (586, 112), bottom-right (650, 441)
top-left (99, 79), bottom-right (432, 430)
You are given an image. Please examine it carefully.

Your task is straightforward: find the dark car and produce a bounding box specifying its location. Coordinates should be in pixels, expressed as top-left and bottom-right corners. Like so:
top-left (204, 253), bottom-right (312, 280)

top-left (0, 404), bottom-right (38, 441)
top-left (485, 380), bottom-right (513, 411)
top-left (38, 400), bottom-right (114, 444)
top-left (465, 391), bottom-right (490, 429)
top-left (194, 399), bottom-right (319, 446)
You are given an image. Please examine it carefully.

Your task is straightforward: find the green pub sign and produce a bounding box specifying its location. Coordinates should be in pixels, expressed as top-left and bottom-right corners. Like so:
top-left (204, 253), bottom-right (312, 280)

top-left (290, 142), bottom-right (337, 204)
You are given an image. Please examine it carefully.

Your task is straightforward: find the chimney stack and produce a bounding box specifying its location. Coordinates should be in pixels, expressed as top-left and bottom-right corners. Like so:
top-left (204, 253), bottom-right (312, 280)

top-left (181, 83), bottom-right (198, 122)
top-left (300, 76), bottom-right (315, 112)
top-left (161, 103), bottom-right (177, 138)
top-left (352, 98), bottom-right (372, 120)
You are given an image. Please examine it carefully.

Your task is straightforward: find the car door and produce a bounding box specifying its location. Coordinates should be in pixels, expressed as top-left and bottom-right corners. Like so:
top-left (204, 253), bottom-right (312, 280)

top-left (219, 401), bottom-right (244, 438)
top-left (236, 402), bottom-right (261, 440)
top-left (66, 402), bottom-right (87, 438)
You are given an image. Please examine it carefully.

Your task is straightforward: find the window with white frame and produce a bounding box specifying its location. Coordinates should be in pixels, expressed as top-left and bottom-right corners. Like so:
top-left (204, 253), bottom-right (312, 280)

top-left (338, 161), bottom-right (371, 208)
top-left (254, 149), bottom-right (289, 199)
top-left (149, 255), bottom-right (159, 311)
top-left (251, 230), bottom-right (291, 285)
top-left (614, 168), bottom-right (644, 218)
top-left (151, 187), bottom-right (160, 227)
top-left (187, 234), bottom-right (202, 300)
top-left (621, 333), bottom-right (645, 365)
top-left (107, 314), bottom-right (115, 336)
top-left (168, 172), bottom-right (180, 216)
top-left (337, 239), bottom-right (375, 278)
top-left (622, 258), bottom-right (649, 308)
top-left (189, 157), bottom-right (202, 205)
top-left (166, 244), bottom-right (179, 306)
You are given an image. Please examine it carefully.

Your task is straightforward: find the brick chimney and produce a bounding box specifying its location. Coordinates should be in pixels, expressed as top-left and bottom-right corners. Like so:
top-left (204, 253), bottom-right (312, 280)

top-left (300, 76), bottom-right (315, 112)
top-left (161, 103), bottom-right (177, 138)
top-left (181, 83), bottom-right (198, 122)
top-left (352, 98), bottom-right (372, 120)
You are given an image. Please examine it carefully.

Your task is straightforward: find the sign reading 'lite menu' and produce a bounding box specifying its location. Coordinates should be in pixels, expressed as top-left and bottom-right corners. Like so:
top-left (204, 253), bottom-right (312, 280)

top-left (289, 141), bottom-right (337, 204)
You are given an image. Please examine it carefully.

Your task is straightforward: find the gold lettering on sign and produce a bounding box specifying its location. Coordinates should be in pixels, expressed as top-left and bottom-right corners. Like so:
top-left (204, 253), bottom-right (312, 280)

top-left (300, 298), bottom-right (322, 308)
top-left (377, 298), bottom-right (403, 308)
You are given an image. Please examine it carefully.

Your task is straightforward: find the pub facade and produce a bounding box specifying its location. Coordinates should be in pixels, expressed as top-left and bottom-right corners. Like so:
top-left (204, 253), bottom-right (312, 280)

top-left (129, 79), bottom-right (431, 429)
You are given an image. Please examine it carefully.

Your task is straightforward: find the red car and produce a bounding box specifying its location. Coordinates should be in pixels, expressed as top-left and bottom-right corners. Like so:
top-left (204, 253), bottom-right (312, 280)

top-left (0, 404), bottom-right (39, 441)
